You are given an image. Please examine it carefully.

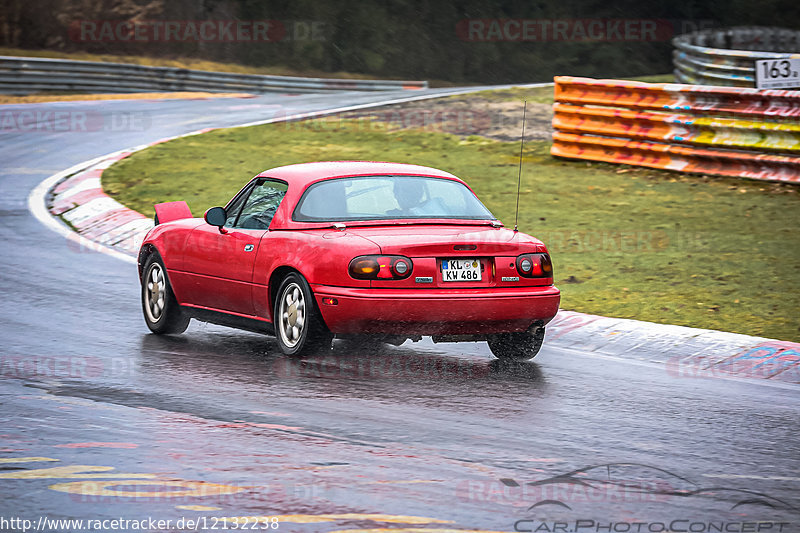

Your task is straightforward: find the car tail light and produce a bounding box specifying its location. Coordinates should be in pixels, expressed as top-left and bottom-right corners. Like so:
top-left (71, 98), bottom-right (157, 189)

top-left (349, 255), bottom-right (413, 280)
top-left (516, 253), bottom-right (553, 278)
top-left (393, 258), bottom-right (410, 276)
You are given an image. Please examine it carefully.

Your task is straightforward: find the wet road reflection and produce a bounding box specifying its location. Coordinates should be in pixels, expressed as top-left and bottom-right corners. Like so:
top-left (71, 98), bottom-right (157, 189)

top-left (23, 325), bottom-right (798, 526)
top-left (137, 331), bottom-right (549, 405)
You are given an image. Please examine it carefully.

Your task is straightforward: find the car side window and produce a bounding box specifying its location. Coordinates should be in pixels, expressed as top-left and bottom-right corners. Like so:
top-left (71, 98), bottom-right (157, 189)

top-left (234, 180), bottom-right (289, 230)
top-left (224, 185), bottom-right (253, 227)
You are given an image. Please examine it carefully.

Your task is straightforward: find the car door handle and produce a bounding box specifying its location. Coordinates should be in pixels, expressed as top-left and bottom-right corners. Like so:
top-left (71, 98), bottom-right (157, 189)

top-left (244, 244), bottom-right (254, 252)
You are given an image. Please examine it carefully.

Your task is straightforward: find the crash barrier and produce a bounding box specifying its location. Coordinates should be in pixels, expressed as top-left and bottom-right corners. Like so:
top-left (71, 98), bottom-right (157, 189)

top-left (673, 26), bottom-right (800, 87)
top-left (551, 76), bottom-right (800, 183)
top-left (0, 56), bottom-right (427, 95)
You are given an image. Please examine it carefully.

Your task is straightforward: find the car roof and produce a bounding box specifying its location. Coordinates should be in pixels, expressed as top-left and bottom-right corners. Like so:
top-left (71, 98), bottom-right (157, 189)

top-left (256, 161), bottom-right (460, 186)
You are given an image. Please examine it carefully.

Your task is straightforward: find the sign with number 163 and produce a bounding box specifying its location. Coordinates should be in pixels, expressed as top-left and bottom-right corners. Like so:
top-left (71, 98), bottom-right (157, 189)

top-left (755, 58), bottom-right (800, 89)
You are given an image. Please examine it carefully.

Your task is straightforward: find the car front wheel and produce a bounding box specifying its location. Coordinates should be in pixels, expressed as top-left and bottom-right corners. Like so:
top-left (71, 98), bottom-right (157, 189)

top-left (274, 273), bottom-right (333, 356)
top-left (487, 324), bottom-right (545, 361)
top-left (141, 254), bottom-right (190, 334)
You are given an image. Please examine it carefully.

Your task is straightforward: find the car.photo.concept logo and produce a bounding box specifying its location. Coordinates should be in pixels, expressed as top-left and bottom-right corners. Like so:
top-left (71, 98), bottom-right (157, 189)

top-left (501, 463), bottom-right (796, 532)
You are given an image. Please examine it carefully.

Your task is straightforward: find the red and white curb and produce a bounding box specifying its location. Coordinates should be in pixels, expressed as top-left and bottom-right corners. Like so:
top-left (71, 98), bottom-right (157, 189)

top-left (49, 149), bottom-right (155, 257)
top-left (43, 128), bottom-right (220, 258)
top-left (28, 88), bottom-right (800, 386)
top-left (547, 311), bottom-right (799, 386)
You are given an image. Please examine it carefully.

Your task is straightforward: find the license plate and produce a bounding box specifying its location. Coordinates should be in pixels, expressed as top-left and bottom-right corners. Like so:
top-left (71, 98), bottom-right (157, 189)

top-left (441, 258), bottom-right (481, 282)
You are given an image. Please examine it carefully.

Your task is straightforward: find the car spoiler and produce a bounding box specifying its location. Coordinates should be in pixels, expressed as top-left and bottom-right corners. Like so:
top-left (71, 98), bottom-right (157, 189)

top-left (154, 201), bottom-right (193, 225)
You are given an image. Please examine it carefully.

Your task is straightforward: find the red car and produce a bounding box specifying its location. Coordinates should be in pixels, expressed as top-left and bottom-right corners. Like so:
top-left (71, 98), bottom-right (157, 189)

top-left (138, 161), bottom-right (560, 359)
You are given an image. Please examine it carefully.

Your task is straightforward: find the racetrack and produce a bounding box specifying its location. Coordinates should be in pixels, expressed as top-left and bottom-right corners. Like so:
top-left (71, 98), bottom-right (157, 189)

top-left (1, 90), bottom-right (798, 531)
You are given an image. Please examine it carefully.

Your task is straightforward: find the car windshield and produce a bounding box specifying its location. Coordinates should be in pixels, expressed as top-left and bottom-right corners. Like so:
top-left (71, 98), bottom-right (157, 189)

top-left (293, 175), bottom-right (495, 222)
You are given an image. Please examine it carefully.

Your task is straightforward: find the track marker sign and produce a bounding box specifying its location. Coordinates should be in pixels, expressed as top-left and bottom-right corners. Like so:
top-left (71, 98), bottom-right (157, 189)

top-left (755, 58), bottom-right (800, 89)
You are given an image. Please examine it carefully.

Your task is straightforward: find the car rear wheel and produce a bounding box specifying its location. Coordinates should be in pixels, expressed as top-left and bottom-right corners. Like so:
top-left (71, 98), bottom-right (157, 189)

top-left (274, 273), bottom-right (333, 356)
top-left (141, 254), bottom-right (190, 334)
top-left (487, 324), bottom-right (545, 361)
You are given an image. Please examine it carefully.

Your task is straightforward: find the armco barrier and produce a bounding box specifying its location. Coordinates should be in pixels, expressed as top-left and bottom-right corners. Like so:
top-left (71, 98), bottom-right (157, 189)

top-left (672, 26), bottom-right (800, 87)
top-left (0, 56), bottom-right (427, 95)
top-left (551, 76), bottom-right (800, 182)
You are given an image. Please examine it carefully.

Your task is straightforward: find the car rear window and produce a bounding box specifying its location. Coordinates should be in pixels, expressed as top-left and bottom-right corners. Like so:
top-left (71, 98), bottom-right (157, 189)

top-left (293, 175), bottom-right (495, 222)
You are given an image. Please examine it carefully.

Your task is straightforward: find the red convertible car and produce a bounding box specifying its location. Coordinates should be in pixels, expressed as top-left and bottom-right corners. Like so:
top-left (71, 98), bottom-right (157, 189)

top-left (138, 161), bottom-right (560, 359)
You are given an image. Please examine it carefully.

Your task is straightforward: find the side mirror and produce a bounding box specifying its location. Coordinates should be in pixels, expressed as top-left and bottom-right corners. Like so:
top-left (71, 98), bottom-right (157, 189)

top-left (204, 207), bottom-right (227, 233)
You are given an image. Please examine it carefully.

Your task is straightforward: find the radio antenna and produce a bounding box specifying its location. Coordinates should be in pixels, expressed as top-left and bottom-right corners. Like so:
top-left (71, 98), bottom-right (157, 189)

top-left (513, 100), bottom-right (527, 232)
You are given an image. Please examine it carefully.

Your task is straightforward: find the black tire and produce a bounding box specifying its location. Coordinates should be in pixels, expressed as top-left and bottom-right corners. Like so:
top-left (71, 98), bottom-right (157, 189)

top-left (141, 253), bottom-right (190, 334)
top-left (487, 324), bottom-right (545, 361)
top-left (274, 273), bottom-right (333, 356)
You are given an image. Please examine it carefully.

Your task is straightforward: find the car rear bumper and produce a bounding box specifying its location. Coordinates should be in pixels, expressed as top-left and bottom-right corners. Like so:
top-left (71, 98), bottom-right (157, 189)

top-left (311, 285), bottom-right (560, 335)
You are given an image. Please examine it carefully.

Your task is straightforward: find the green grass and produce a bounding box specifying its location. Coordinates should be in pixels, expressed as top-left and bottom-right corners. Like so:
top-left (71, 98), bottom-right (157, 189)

top-left (103, 118), bottom-right (800, 341)
top-left (457, 84), bottom-right (557, 104)
top-left (456, 74), bottom-right (675, 103)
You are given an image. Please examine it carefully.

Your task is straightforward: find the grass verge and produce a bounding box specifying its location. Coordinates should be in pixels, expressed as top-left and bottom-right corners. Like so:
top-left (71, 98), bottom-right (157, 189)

top-left (103, 107), bottom-right (800, 341)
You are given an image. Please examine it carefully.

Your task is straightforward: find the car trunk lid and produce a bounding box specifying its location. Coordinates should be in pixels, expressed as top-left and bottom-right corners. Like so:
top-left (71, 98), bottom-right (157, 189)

top-left (346, 225), bottom-right (527, 256)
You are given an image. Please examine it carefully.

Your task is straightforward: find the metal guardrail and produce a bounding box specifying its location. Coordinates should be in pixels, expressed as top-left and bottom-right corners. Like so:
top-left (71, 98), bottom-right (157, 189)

top-left (551, 76), bottom-right (800, 183)
top-left (672, 26), bottom-right (800, 87)
top-left (0, 56), bottom-right (428, 95)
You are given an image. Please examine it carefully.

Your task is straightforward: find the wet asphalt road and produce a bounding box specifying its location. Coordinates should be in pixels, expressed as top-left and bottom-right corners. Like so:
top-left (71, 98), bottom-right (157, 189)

top-left (0, 90), bottom-right (798, 532)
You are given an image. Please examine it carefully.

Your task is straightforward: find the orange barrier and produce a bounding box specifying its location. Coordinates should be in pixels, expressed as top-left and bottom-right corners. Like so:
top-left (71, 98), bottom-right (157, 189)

top-left (553, 103), bottom-right (800, 152)
top-left (552, 77), bottom-right (800, 182)
top-left (554, 76), bottom-right (800, 119)
top-left (552, 131), bottom-right (800, 183)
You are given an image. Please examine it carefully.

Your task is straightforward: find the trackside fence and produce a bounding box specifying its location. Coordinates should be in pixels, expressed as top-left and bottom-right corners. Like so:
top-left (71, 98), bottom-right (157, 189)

top-left (0, 56), bottom-right (428, 95)
top-left (550, 76), bottom-right (800, 183)
top-left (673, 26), bottom-right (800, 88)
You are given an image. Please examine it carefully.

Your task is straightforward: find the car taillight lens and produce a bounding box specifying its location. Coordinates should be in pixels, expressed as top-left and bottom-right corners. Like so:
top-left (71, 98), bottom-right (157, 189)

top-left (350, 257), bottom-right (380, 278)
top-left (516, 253), bottom-right (553, 278)
top-left (349, 255), bottom-right (413, 280)
top-left (393, 258), bottom-right (410, 276)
